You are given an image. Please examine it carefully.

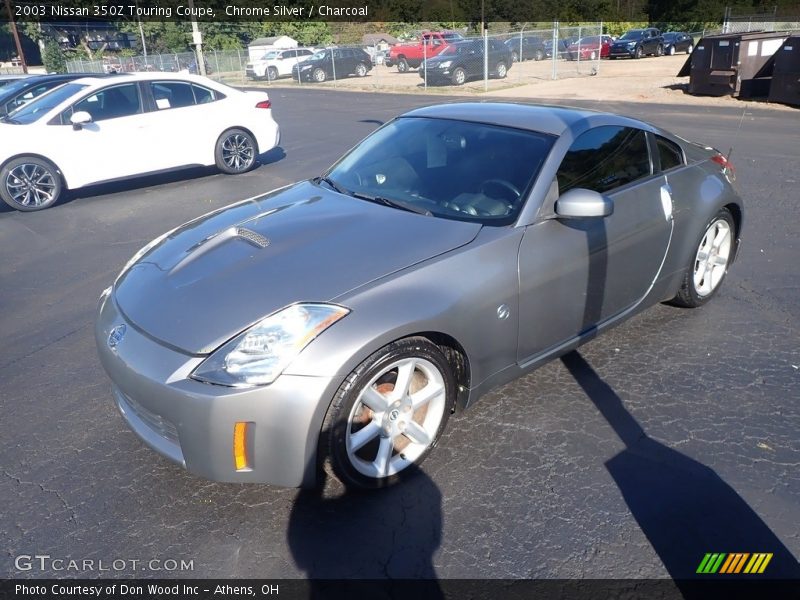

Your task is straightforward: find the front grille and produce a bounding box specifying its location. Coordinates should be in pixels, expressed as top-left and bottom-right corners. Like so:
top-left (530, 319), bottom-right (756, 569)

top-left (119, 391), bottom-right (179, 444)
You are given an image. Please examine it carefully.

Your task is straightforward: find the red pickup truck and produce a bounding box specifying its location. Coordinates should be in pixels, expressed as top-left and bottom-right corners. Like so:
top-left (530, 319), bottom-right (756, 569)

top-left (389, 31), bottom-right (464, 72)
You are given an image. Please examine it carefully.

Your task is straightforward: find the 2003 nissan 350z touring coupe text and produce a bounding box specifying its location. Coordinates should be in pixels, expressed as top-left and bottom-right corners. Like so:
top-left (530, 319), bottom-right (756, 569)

top-left (96, 103), bottom-right (743, 490)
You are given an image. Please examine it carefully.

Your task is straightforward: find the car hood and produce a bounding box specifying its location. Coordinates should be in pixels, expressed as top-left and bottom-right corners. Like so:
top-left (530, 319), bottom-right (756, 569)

top-left (114, 181), bottom-right (481, 355)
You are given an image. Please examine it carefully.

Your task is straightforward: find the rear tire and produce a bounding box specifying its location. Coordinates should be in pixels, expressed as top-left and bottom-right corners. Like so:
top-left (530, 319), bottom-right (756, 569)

top-left (319, 337), bottom-right (454, 490)
top-left (355, 62), bottom-right (367, 77)
top-left (215, 128), bottom-right (257, 174)
top-left (670, 208), bottom-right (735, 308)
top-left (495, 61), bottom-right (507, 78)
top-left (534, 49), bottom-right (544, 61)
top-left (687, 44), bottom-right (694, 54)
top-left (0, 156), bottom-right (62, 211)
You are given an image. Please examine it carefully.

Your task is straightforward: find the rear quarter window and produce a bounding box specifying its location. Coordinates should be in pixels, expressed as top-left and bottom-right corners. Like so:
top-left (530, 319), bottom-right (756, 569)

top-left (656, 135), bottom-right (684, 171)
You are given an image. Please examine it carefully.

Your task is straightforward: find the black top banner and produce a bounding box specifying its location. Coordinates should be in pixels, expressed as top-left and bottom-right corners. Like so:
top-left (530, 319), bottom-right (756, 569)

top-left (3, 0), bottom-right (799, 24)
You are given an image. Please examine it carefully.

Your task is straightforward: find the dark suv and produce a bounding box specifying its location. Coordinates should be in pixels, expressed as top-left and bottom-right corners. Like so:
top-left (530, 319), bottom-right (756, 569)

top-left (292, 47), bottom-right (372, 82)
top-left (422, 39), bottom-right (513, 85)
top-left (504, 35), bottom-right (546, 62)
top-left (609, 28), bottom-right (664, 59)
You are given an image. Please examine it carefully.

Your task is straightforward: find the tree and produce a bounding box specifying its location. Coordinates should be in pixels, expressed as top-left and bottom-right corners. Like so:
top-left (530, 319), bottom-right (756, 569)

top-left (42, 40), bottom-right (66, 73)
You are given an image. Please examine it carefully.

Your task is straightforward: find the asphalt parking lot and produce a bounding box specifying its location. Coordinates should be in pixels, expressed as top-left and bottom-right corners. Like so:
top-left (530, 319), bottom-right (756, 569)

top-left (1, 89), bottom-right (798, 580)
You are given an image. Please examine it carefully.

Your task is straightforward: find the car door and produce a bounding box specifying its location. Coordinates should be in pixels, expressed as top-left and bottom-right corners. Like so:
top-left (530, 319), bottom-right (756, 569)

top-left (51, 82), bottom-right (152, 187)
top-left (517, 125), bottom-right (673, 363)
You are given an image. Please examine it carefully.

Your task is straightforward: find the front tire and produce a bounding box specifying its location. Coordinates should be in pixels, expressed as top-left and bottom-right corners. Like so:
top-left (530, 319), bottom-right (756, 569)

top-left (634, 46), bottom-right (643, 59)
top-left (671, 208), bottom-right (735, 308)
top-left (267, 66), bottom-right (278, 81)
top-left (451, 67), bottom-right (466, 85)
top-left (320, 337), bottom-right (455, 490)
top-left (215, 128), bottom-right (257, 174)
top-left (668, 45), bottom-right (676, 55)
top-left (687, 44), bottom-right (694, 54)
top-left (0, 156), bottom-right (62, 211)
top-left (396, 57), bottom-right (409, 73)
top-left (656, 44), bottom-right (664, 57)
top-left (312, 68), bottom-right (326, 83)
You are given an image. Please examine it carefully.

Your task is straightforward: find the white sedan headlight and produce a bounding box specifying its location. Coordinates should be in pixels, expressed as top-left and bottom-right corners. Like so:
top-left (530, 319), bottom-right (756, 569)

top-left (192, 303), bottom-right (349, 387)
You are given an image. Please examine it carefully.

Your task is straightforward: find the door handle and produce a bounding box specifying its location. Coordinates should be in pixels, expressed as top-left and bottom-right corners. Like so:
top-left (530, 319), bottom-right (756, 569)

top-left (660, 183), bottom-right (674, 221)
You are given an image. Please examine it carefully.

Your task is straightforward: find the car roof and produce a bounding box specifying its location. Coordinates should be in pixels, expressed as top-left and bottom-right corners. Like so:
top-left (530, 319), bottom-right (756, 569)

top-left (401, 102), bottom-right (648, 138)
top-left (69, 72), bottom-right (220, 87)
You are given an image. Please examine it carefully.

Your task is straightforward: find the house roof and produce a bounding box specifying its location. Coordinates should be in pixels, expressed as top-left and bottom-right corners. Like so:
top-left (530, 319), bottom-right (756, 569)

top-left (362, 33), bottom-right (399, 45)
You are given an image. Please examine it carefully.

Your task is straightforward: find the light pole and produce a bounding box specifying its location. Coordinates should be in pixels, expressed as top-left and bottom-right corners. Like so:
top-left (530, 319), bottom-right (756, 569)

top-left (188, 0), bottom-right (206, 76)
top-left (4, 0), bottom-right (28, 73)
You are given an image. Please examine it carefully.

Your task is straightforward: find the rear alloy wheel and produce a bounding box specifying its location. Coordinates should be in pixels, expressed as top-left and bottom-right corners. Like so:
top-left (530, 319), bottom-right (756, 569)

top-left (215, 128), bottom-right (257, 174)
top-left (267, 66), bottom-right (278, 81)
top-left (534, 49), bottom-right (545, 61)
top-left (511, 51), bottom-right (519, 63)
top-left (312, 68), bottom-right (327, 83)
top-left (671, 208), bottom-right (735, 307)
top-left (396, 57), bottom-right (409, 73)
top-left (451, 67), bottom-right (467, 85)
top-left (320, 337), bottom-right (454, 489)
top-left (495, 61), bottom-right (507, 78)
top-left (355, 62), bottom-right (367, 77)
top-left (0, 157), bottom-right (62, 211)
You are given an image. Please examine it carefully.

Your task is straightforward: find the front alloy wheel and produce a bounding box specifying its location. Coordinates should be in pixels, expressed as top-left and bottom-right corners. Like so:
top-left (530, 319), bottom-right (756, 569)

top-left (312, 68), bottom-right (327, 82)
top-left (0, 157), bottom-right (62, 211)
top-left (671, 208), bottom-right (735, 307)
top-left (320, 337), bottom-right (454, 489)
top-left (451, 67), bottom-right (466, 85)
top-left (215, 129), bottom-right (256, 174)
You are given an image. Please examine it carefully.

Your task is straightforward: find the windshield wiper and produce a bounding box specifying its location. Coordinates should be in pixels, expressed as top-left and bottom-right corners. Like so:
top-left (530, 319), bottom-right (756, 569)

top-left (350, 191), bottom-right (432, 216)
top-left (314, 176), bottom-right (349, 196)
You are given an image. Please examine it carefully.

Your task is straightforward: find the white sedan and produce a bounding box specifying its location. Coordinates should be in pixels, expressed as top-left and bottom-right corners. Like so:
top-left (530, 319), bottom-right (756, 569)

top-left (0, 73), bottom-right (280, 211)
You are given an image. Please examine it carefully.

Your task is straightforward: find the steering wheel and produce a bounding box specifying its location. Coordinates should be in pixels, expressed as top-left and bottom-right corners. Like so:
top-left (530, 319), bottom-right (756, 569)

top-left (481, 179), bottom-right (521, 202)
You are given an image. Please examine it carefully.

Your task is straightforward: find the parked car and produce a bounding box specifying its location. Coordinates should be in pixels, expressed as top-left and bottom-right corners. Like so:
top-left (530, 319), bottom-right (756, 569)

top-left (292, 47), bottom-right (372, 83)
top-left (389, 31), bottom-right (464, 72)
top-left (662, 32), bottom-right (695, 55)
top-left (0, 74), bottom-right (29, 88)
top-left (609, 28), bottom-right (664, 59)
top-left (0, 73), bottom-right (109, 117)
top-left (544, 37), bottom-right (575, 59)
top-left (422, 39), bottom-right (513, 85)
top-left (95, 102), bottom-right (743, 490)
top-left (0, 73), bottom-right (279, 211)
top-left (504, 35), bottom-right (546, 62)
top-left (246, 48), bottom-right (315, 81)
top-left (566, 35), bottom-right (614, 60)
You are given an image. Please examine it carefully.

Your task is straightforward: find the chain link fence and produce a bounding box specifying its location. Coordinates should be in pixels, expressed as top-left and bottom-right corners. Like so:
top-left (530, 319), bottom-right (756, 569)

top-left (66, 22), bottom-right (605, 93)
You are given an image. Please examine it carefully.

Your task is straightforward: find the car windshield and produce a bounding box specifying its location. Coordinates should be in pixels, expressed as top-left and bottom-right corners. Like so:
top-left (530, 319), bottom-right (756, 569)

top-left (3, 82), bottom-right (87, 124)
top-left (324, 116), bottom-right (554, 225)
top-left (663, 33), bottom-right (678, 40)
top-left (0, 78), bottom-right (38, 97)
top-left (620, 30), bottom-right (645, 40)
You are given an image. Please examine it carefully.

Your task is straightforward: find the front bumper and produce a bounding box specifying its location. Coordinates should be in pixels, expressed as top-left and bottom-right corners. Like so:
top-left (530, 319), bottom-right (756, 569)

top-left (609, 47), bottom-right (636, 57)
top-left (95, 291), bottom-right (343, 487)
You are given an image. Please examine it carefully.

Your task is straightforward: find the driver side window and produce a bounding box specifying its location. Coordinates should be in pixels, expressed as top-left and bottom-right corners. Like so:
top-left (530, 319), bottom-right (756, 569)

top-left (556, 126), bottom-right (651, 194)
top-left (64, 83), bottom-right (142, 123)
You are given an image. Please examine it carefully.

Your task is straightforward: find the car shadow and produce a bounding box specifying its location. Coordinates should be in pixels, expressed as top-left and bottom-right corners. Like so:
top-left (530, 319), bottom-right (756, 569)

top-left (287, 468), bottom-right (443, 598)
top-left (0, 147), bottom-right (286, 213)
top-left (560, 350), bottom-right (800, 590)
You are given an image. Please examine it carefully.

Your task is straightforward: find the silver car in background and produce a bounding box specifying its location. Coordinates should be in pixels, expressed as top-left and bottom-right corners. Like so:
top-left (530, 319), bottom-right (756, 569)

top-left (96, 103), bottom-right (743, 490)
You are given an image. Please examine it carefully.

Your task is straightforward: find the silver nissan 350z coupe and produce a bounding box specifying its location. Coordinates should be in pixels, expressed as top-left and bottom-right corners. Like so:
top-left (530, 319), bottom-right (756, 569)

top-left (96, 103), bottom-right (743, 490)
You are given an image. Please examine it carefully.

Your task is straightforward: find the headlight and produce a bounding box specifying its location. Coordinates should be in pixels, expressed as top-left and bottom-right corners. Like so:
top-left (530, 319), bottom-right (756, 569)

top-left (191, 303), bottom-right (349, 387)
top-left (626, 41), bottom-right (637, 47)
top-left (300, 64), bottom-right (313, 70)
top-left (438, 60), bottom-right (452, 68)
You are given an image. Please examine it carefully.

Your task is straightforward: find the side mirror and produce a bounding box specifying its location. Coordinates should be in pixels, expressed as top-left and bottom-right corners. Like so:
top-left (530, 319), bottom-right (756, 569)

top-left (555, 188), bottom-right (613, 218)
top-left (70, 111), bottom-right (92, 130)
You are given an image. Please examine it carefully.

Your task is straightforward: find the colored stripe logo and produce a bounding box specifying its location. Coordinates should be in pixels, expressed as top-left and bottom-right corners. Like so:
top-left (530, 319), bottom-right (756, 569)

top-left (696, 552), bottom-right (773, 574)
